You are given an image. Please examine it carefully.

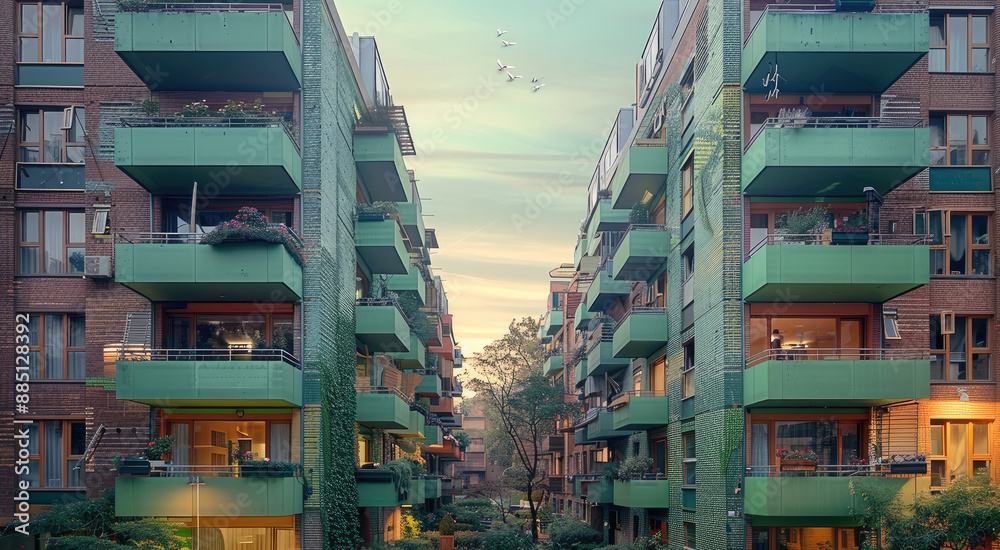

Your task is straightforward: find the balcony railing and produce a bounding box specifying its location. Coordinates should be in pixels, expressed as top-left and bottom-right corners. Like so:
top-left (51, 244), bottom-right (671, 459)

top-left (745, 463), bottom-right (914, 477)
top-left (118, 347), bottom-right (300, 369)
top-left (608, 389), bottom-right (667, 407)
top-left (116, 225), bottom-right (305, 248)
top-left (747, 233), bottom-right (930, 259)
top-left (138, 463), bottom-right (302, 477)
top-left (746, 116), bottom-right (924, 151)
top-left (614, 307), bottom-right (668, 330)
top-left (120, 115), bottom-right (299, 151)
top-left (356, 297), bottom-right (411, 325)
top-left (747, 347), bottom-right (929, 367)
top-left (354, 384), bottom-right (412, 403)
top-left (745, 4), bottom-right (926, 47)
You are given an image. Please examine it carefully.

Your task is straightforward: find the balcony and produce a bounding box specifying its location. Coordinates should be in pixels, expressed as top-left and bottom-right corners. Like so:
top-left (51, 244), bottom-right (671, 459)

top-left (439, 414), bottom-right (463, 429)
top-left (744, 470), bottom-right (929, 521)
top-left (115, 235), bottom-right (302, 302)
top-left (587, 339), bottom-right (630, 378)
top-left (586, 411), bottom-right (630, 442)
top-left (116, 467), bottom-right (303, 517)
top-left (416, 373), bottom-right (442, 397)
top-left (612, 308), bottom-right (668, 359)
top-left (355, 217), bottom-right (409, 275)
top-left (742, 10), bottom-right (928, 94)
top-left (392, 333), bottom-right (426, 370)
top-left (613, 478), bottom-right (669, 508)
top-left (542, 353), bottom-right (564, 378)
top-left (742, 235), bottom-right (930, 302)
top-left (586, 269), bottom-right (630, 312)
top-left (386, 264), bottom-right (427, 305)
top-left (442, 478), bottom-right (464, 494)
top-left (612, 225), bottom-right (670, 281)
top-left (574, 476), bottom-right (615, 504)
top-left (744, 348), bottom-right (930, 408)
top-left (354, 132), bottom-right (411, 203)
top-left (114, 120), bottom-right (301, 196)
top-left (588, 199), bottom-right (631, 237)
top-left (611, 391), bottom-right (669, 431)
top-left (115, 6), bottom-right (301, 91)
top-left (116, 349), bottom-right (302, 408)
top-left (355, 299), bottom-right (410, 353)
top-left (575, 300), bottom-right (594, 330)
top-left (548, 476), bottom-right (566, 494)
top-left (430, 396), bottom-right (455, 416)
top-left (424, 478), bottom-right (442, 500)
top-left (355, 469), bottom-right (399, 507)
top-left (575, 359), bottom-right (588, 389)
top-left (397, 201), bottom-right (425, 248)
top-left (542, 434), bottom-right (565, 454)
top-left (355, 387), bottom-right (411, 429)
top-left (575, 237), bottom-right (589, 271)
top-left (387, 409), bottom-right (427, 439)
top-left (742, 121), bottom-right (929, 197)
top-left (609, 146), bottom-right (669, 209)
top-left (542, 310), bottom-right (564, 337)
top-left (419, 424), bottom-right (442, 446)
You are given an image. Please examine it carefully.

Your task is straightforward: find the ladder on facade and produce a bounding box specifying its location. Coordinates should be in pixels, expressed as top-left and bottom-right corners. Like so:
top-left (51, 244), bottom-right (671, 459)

top-left (121, 311), bottom-right (152, 359)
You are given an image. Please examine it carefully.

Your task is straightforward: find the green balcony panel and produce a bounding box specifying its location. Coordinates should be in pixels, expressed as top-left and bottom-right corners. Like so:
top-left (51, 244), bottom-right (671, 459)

top-left (742, 12), bottom-right (928, 94)
top-left (401, 478), bottom-right (426, 505)
top-left (610, 147), bottom-right (669, 209)
top-left (742, 127), bottom-right (929, 197)
top-left (574, 429), bottom-right (590, 446)
top-left (355, 470), bottom-right (399, 507)
top-left (419, 424), bottom-right (443, 446)
top-left (115, 242), bottom-right (302, 302)
top-left (115, 10), bottom-right (301, 91)
top-left (587, 271), bottom-right (631, 312)
top-left (355, 218), bottom-right (409, 275)
top-left (114, 126), bottom-right (301, 195)
top-left (543, 354), bottom-right (564, 377)
top-left (543, 310), bottom-right (564, 336)
top-left (392, 333), bottom-right (426, 370)
top-left (586, 479), bottom-right (615, 504)
top-left (354, 133), bottom-right (411, 202)
top-left (613, 227), bottom-right (670, 281)
top-left (355, 304), bottom-right (410, 352)
top-left (587, 341), bottom-right (630, 378)
top-left (116, 476), bottom-right (302, 517)
top-left (586, 412), bottom-right (630, 441)
top-left (386, 264), bottom-right (427, 305)
top-left (388, 410), bottom-right (427, 438)
top-left (356, 392), bottom-right (410, 429)
top-left (745, 476), bottom-right (929, 525)
top-left (588, 200), bottom-right (631, 239)
top-left (574, 237), bottom-right (589, 271)
top-left (743, 244), bottom-right (929, 302)
top-left (416, 374), bottom-right (442, 397)
top-left (929, 166), bottom-right (993, 192)
top-left (612, 311), bottom-right (669, 359)
top-left (612, 395), bottom-right (669, 430)
top-left (575, 359), bottom-right (588, 389)
top-left (613, 479), bottom-right (669, 508)
top-left (573, 477), bottom-right (584, 498)
top-left (575, 301), bottom-right (594, 331)
top-left (397, 202), bottom-right (425, 247)
top-left (744, 359), bottom-right (930, 408)
top-left (425, 478), bottom-right (441, 500)
top-left (117, 359), bottom-right (302, 407)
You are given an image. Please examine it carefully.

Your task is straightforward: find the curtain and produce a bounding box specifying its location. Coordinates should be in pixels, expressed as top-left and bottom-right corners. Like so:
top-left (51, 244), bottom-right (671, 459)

top-left (171, 424), bottom-right (189, 468)
top-left (751, 423), bottom-right (769, 476)
top-left (270, 423), bottom-right (290, 462)
top-left (44, 314), bottom-right (63, 379)
top-left (44, 421), bottom-right (64, 486)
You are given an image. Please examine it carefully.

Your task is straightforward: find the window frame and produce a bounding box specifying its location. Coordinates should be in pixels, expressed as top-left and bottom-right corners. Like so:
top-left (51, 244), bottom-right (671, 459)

top-left (682, 339), bottom-right (695, 399)
top-left (17, 0), bottom-right (84, 64)
top-left (929, 419), bottom-right (992, 488)
top-left (17, 209), bottom-right (86, 275)
top-left (929, 211), bottom-right (992, 276)
top-left (682, 155), bottom-right (694, 219)
top-left (683, 433), bottom-right (696, 487)
top-left (24, 313), bottom-right (85, 380)
top-left (18, 106), bottom-right (86, 166)
top-left (929, 113), bottom-right (990, 166)
top-left (930, 13), bottom-right (991, 73)
top-left (20, 420), bottom-right (86, 488)
top-left (684, 522), bottom-right (696, 550)
top-left (931, 314), bottom-right (991, 381)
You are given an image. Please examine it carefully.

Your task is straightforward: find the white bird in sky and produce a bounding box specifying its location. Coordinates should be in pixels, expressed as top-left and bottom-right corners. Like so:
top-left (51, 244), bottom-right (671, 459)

top-left (505, 70), bottom-right (522, 82)
top-left (532, 83), bottom-right (547, 92)
top-left (497, 29), bottom-right (508, 36)
top-left (531, 76), bottom-right (543, 83)
top-left (497, 59), bottom-right (514, 71)
top-left (501, 40), bottom-right (516, 47)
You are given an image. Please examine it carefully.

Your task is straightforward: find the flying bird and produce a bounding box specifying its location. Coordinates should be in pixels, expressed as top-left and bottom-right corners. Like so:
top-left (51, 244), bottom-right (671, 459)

top-left (531, 76), bottom-right (543, 83)
top-left (497, 59), bottom-right (514, 71)
top-left (501, 40), bottom-right (516, 47)
top-left (532, 83), bottom-right (547, 92)
top-left (497, 29), bottom-right (508, 36)
top-left (505, 70), bottom-right (522, 82)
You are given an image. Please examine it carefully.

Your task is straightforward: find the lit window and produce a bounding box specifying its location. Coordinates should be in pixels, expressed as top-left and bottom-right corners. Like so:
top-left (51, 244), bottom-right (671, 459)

top-left (930, 420), bottom-right (992, 487)
top-left (930, 314), bottom-right (990, 381)
top-left (930, 14), bottom-right (990, 73)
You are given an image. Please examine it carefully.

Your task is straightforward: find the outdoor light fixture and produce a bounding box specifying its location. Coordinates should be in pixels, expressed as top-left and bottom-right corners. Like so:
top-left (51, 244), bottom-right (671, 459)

top-left (957, 387), bottom-right (970, 402)
top-left (188, 476), bottom-right (205, 550)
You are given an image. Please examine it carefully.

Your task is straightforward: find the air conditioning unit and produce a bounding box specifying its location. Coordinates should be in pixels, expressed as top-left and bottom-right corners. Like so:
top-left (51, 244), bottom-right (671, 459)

top-left (84, 256), bottom-right (111, 278)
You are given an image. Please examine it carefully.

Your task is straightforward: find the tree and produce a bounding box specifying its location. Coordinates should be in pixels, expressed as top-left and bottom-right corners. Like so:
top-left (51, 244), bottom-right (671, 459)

top-left (465, 317), bottom-right (577, 542)
top-left (470, 478), bottom-right (512, 525)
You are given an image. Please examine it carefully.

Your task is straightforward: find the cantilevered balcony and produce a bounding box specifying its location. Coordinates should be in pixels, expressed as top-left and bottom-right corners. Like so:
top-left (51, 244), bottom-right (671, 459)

top-left (575, 237), bottom-right (589, 271)
top-left (743, 234), bottom-right (930, 302)
top-left (742, 119), bottom-right (929, 197)
top-left (611, 391), bottom-right (669, 430)
top-left (354, 132), bottom-right (411, 202)
top-left (575, 299), bottom-right (594, 331)
top-left (391, 333), bottom-right (426, 369)
top-left (542, 434), bottom-right (565, 454)
top-left (574, 475), bottom-right (615, 504)
top-left (587, 269), bottom-right (630, 312)
top-left (586, 411), bottom-right (630, 442)
top-left (355, 298), bottom-right (410, 353)
top-left (116, 465), bottom-right (303, 517)
top-left (355, 215), bottom-right (409, 275)
top-left (355, 386), bottom-right (411, 429)
top-left (587, 335), bottom-right (630, 378)
top-left (744, 348), bottom-right (930, 407)
top-left (612, 308), bottom-right (668, 359)
top-left (115, 233), bottom-right (303, 302)
top-left (610, 146), bottom-right (669, 209)
top-left (387, 409), bottom-right (427, 439)
top-left (355, 469), bottom-right (399, 507)
top-left (542, 352), bottom-right (564, 378)
top-left (115, 5), bottom-right (301, 91)
top-left (397, 202), bottom-right (425, 247)
top-left (424, 478), bottom-right (442, 500)
top-left (742, 9), bottom-right (928, 94)
top-left (612, 225), bottom-right (670, 281)
top-left (588, 199), bottom-right (631, 237)
top-left (613, 478), bottom-right (669, 508)
top-left (419, 424), bottom-right (443, 446)
top-left (114, 119), bottom-right (301, 195)
top-left (386, 264), bottom-right (427, 305)
top-left (542, 309), bottom-right (564, 337)
top-left (116, 348), bottom-right (302, 407)
top-left (575, 358), bottom-right (588, 389)
top-left (415, 373), bottom-right (442, 397)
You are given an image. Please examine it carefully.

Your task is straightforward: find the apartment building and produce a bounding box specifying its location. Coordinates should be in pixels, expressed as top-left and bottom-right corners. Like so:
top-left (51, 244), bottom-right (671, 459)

top-left (2, 1), bottom-right (462, 548)
top-left (539, 0), bottom-right (998, 548)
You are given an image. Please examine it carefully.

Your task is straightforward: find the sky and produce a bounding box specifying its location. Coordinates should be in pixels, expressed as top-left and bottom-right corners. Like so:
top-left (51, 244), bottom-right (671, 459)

top-left (336, 0), bottom-right (662, 358)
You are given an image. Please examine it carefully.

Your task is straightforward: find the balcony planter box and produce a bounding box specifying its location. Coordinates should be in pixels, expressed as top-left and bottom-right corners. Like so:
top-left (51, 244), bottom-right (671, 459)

top-left (120, 458), bottom-right (151, 476)
top-left (241, 468), bottom-right (294, 478)
top-left (779, 459), bottom-right (816, 473)
top-left (889, 454), bottom-right (927, 474)
top-left (830, 230), bottom-right (869, 245)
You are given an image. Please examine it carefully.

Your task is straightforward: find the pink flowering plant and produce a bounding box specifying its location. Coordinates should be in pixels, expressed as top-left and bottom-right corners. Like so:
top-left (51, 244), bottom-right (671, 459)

top-left (200, 207), bottom-right (307, 267)
top-left (143, 435), bottom-right (174, 460)
top-left (775, 448), bottom-right (818, 461)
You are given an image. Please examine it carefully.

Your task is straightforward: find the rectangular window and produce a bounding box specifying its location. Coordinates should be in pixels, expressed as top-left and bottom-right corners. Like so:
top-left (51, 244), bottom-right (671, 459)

top-left (929, 212), bottom-right (991, 275)
top-left (930, 114), bottom-right (990, 166)
top-left (17, 0), bottom-right (84, 63)
top-left (930, 14), bottom-right (990, 72)
top-left (684, 522), bottom-right (696, 550)
top-left (683, 433), bottom-right (696, 486)
top-left (18, 210), bottom-right (86, 274)
top-left (682, 340), bottom-right (695, 398)
top-left (24, 314), bottom-right (85, 380)
top-left (19, 420), bottom-right (85, 488)
top-left (167, 312), bottom-right (294, 355)
top-left (931, 314), bottom-right (990, 381)
top-left (19, 107), bottom-right (86, 164)
top-left (682, 157), bottom-right (694, 219)
top-left (930, 420), bottom-right (992, 487)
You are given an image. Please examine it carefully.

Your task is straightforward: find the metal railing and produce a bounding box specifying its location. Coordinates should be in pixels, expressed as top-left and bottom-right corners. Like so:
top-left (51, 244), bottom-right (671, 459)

top-left (747, 347), bottom-right (929, 367)
top-left (614, 307), bottom-right (668, 332)
top-left (745, 3), bottom-right (924, 46)
top-left (747, 116), bottom-right (924, 150)
top-left (120, 115), bottom-right (299, 150)
top-left (747, 232), bottom-right (931, 258)
top-left (116, 224), bottom-right (304, 247)
top-left (608, 389), bottom-right (668, 408)
top-left (141, 463), bottom-right (302, 477)
top-left (355, 297), bottom-right (410, 325)
top-left (745, 463), bottom-right (907, 477)
top-left (608, 224), bottom-right (668, 259)
top-left (354, 384), bottom-right (411, 403)
top-left (118, 347), bottom-right (300, 368)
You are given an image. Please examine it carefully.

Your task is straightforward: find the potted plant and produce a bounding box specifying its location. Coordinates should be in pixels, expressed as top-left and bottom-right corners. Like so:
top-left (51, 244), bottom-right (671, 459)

top-left (439, 513), bottom-right (456, 550)
top-left (830, 209), bottom-right (869, 245)
top-left (776, 448), bottom-right (818, 472)
top-left (774, 206), bottom-right (829, 244)
top-left (115, 455), bottom-right (151, 476)
top-left (144, 435), bottom-right (173, 470)
top-left (199, 207), bottom-right (307, 267)
top-left (888, 453), bottom-right (927, 474)
top-left (629, 201), bottom-right (651, 225)
top-left (617, 456), bottom-right (654, 481)
top-left (239, 455), bottom-right (301, 477)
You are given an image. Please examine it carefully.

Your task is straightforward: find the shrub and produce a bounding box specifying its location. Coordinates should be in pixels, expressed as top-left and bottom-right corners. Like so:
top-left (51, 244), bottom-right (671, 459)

top-left (777, 206), bottom-right (829, 235)
top-left (390, 540), bottom-right (432, 550)
top-left (454, 531), bottom-right (483, 549)
top-left (200, 207), bottom-right (307, 267)
top-left (439, 514), bottom-right (456, 536)
top-left (454, 523), bottom-right (475, 532)
top-left (617, 456), bottom-right (654, 481)
top-left (400, 513), bottom-right (421, 540)
top-left (139, 98), bottom-right (159, 116)
top-left (175, 100), bottom-right (212, 118)
top-left (546, 517), bottom-right (602, 550)
top-left (481, 526), bottom-right (533, 550)
top-left (143, 436), bottom-right (173, 460)
top-left (419, 531), bottom-right (440, 548)
top-left (629, 201), bottom-right (651, 224)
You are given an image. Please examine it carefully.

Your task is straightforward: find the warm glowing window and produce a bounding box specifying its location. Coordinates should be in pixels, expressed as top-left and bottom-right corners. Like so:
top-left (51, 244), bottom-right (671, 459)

top-left (930, 420), bottom-right (991, 487)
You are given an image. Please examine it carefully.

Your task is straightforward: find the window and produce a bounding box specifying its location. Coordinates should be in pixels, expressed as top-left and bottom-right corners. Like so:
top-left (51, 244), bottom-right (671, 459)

top-left (751, 419), bottom-right (863, 468)
top-left (683, 433), bottom-right (696, 486)
top-left (24, 313), bottom-right (85, 379)
top-left (19, 107), bottom-right (86, 164)
top-left (930, 315), bottom-right (990, 381)
top-left (930, 14), bottom-right (989, 72)
top-left (884, 315), bottom-right (901, 340)
top-left (683, 340), bottom-right (695, 398)
top-left (930, 114), bottom-right (989, 165)
top-left (748, 316), bottom-right (866, 362)
top-left (652, 438), bottom-right (667, 475)
top-left (928, 211), bottom-right (991, 275)
top-left (167, 312), bottom-right (294, 355)
top-left (18, 210), bottom-right (86, 274)
top-left (18, 1), bottom-right (84, 63)
top-left (683, 247), bottom-right (695, 281)
top-left (680, 67), bottom-right (694, 132)
top-left (684, 522), bottom-right (696, 550)
top-left (930, 420), bottom-right (991, 487)
top-left (19, 420), bottom-right (86, 488)
top-left (682, 157), bottom-right (694, 219)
